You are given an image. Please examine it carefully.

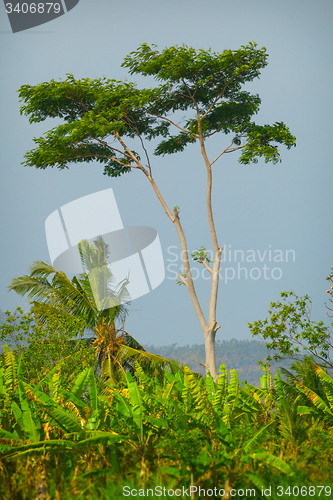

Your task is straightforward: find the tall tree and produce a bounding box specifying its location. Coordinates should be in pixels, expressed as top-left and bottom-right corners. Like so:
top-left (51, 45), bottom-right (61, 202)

top-left (18, 42), bottom-right (296, 380)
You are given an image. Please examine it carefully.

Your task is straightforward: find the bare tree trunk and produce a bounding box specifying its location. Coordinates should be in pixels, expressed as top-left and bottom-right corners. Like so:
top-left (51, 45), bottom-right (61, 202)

top-left (147, 174), bottom-right (221, 381)
top-left (204, 329), bottom-right (218, 379)
top-left (116, 135), bottom-right (222, 380)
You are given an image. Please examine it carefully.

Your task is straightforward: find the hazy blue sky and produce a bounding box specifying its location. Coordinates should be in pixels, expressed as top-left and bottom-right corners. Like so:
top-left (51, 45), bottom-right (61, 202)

top-left (0, 0), bottom-right (332, 347)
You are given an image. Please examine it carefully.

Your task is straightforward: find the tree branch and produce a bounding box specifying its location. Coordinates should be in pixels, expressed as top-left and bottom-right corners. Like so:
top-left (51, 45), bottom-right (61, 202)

top-left (147, 111), bottom-right (198, 138)
top-left (201, 260), bottom-right (213, 275)
top-left (177, 273), bottom-right (188, 288)
top-left (210, 140), bottom-right (244, 166)
top-left (122, 113), bottom-right (153, 176)
top-left (113, 131), bottom-right (148, 175)
top-left (200, 82), bottom-right (230, 120)
top-left (172, 208), bottom-right (208, 332)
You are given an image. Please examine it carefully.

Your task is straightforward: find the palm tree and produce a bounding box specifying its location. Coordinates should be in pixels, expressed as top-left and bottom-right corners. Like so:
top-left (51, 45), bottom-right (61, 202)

top-left (9, 237), bottom-right (170, 382)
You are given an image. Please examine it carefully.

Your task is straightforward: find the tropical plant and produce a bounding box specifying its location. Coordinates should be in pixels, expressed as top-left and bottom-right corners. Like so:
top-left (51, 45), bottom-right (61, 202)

top-left (279, 356), bottom-right (330, 406)
top-left (9, 238), bottom-right (130, 331)
top-left (273, 369), bottom-right (309, 461)
top-left (7, 238), bottom-right (169, 382)
top-left (296, 364), bottom-right (333, 426)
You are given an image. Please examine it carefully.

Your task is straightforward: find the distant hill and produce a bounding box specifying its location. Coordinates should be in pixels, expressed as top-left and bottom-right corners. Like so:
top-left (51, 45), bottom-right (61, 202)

top-left (145, 339), bottom-right (293, 387)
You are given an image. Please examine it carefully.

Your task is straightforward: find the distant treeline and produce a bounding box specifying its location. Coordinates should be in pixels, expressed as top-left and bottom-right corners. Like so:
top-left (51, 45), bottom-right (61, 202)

top-left (145, 339), bottom-right (293, 387)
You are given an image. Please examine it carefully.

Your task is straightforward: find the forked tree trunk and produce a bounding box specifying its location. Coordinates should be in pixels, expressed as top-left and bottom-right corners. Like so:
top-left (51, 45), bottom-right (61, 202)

top-left (115, 135), bottom-right (222, 380)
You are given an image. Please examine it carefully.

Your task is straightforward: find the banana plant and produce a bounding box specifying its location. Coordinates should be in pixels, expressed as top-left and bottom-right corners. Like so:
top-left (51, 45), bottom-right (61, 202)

top-left (206, 420), bottom-right (294, 499)
top-left (297, 364), bottom-right (333, 425)
top-left (112, 369), bottom-right (169, 485)
top-left (183, 363), bottom-right (263, 430)
top-left (270, 369), bottom-right (309, 462)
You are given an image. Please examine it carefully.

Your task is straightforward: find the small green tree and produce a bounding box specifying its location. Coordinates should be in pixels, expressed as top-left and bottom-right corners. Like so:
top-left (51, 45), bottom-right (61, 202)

top-left (18, 42), bottom-right (296, 379)
top-left (249, 290), bottom-right (333, 370)
top-left (0, 305), bottom-right (93, 384)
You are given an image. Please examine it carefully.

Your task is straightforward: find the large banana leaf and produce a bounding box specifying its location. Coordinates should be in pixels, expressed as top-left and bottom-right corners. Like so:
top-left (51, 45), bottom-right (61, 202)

top-left (4, 346), bottom-right (19, 393)
top-left (70, 430), bottom-right (127, 447)
top-left (0, 429), bottom-right (20, 440)
top-left (184, 365), bottom-right (217, 426)
top-left (315, 365), bottom-right (333, 410)
top-left (126, 371), bottom-right (146, 431)
top-left (0, 366), bottom-right (5, 396)
top-left (296, 380), bottom-right (333, 419)
top-left (222, 369), bottom-right (240, 425)
top-left (22, 381), bottom-right (83, 433)
top-left (212, 365), bottom-right (228, 411)
top-left (249, 451), bottom-right (294, 475)
top-left (1, 439), bottom-right (75, 460)
top-left (69, 367), bottom-right (91, 400)
top-left (18, 381), bottom-right (41, 443)
top-left (88, 367), bottom-right (99, 412)
top-left (11, 401), bottom-right (24, 429)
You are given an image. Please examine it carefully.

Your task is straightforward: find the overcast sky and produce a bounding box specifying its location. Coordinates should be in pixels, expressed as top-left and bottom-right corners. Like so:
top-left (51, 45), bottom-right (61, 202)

top-left (0, 0), bottom-right (332, 348)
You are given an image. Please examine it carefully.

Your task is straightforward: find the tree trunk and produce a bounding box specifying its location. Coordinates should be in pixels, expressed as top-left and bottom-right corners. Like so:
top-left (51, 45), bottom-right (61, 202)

top-left (34, 458), bottom-right (50, 500)
top-left (205, 330), bottom-right (218, 380)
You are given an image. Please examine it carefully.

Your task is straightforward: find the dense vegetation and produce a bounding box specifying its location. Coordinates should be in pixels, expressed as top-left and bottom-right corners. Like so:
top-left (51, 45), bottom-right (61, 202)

top-left (1, 323), bottom-right (333, 499)
top-left (0, 268), bottom-right (332, 498)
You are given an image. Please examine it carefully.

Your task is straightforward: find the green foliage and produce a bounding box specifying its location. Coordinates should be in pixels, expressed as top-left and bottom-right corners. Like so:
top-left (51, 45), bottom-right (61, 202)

top-left (191, 246), bottom-right (213, 264)
top-left (18, 42), bottom-right (295, 178)
top-left (7, 240), bottom-right (169, 385)
top-left (0, 306), bottom-right (93, 385)
top-left (296, 364), bottom-right (333, 425)
top-left (1, 347), bottom-right (333, 499)
top-left (279, 356), bottom-right (330, 406)
top-left (248, 291), bottom-right (333, 369)
top-left (8, 238), bottom-right (130, 330)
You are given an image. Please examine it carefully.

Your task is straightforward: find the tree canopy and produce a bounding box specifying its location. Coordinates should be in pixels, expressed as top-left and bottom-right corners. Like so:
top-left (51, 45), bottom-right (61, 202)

top-left (19, 42), bottom-right (295, 176)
